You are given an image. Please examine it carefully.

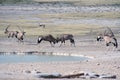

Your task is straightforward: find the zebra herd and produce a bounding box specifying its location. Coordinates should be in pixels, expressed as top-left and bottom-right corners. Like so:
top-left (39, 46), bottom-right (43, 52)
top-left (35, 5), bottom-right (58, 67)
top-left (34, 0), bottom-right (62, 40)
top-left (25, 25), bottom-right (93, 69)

top-left (4, 25), bottom-right (118, 49)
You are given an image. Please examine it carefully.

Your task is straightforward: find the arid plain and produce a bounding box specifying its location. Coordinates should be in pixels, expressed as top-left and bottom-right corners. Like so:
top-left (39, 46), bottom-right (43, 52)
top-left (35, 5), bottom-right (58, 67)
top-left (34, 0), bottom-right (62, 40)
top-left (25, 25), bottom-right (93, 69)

top-left (0, 0), bottom-right (120, 80)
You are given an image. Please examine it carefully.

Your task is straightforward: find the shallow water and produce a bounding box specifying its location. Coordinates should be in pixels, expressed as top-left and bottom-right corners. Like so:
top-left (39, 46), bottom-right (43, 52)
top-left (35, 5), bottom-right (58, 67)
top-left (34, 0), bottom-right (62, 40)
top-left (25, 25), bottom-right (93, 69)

top-left (0, 54), bottom-right (88, 63)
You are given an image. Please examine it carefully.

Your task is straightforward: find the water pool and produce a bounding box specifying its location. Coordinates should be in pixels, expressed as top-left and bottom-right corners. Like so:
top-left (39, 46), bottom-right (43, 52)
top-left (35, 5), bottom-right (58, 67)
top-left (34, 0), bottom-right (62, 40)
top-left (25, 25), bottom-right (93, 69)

top-left (0, 54), bottom-right (88, 63)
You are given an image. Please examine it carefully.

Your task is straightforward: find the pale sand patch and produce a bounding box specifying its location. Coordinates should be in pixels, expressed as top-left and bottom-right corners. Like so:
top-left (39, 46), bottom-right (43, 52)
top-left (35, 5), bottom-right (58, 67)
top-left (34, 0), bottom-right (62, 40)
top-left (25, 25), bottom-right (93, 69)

top-left (0, 36), bottom-right (120, 80)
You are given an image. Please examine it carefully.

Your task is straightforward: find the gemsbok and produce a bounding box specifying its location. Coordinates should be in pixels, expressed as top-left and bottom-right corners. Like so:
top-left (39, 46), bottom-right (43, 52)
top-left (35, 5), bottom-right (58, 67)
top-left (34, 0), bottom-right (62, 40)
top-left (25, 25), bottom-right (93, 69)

top-left (37, 34), bottom-right (57, 47)
top-left (97, 27), bottom-right (118, 49)
top-left (39, 23), bottom-right (45, 28)
top-left (56, 34), bottom-right (75, 47)
top-left (15, 26), bottom-right (26, 42)
top-left (4, 25), bottom-right (18, 38)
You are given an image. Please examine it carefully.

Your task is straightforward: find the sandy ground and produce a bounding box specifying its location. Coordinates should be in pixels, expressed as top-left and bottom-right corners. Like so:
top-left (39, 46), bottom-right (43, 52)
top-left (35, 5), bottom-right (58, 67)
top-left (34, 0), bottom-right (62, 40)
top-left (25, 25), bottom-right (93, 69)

top-left (0, 35), bottom-right (120, 80)
top-left (0, 3), bottom-right (120, 80)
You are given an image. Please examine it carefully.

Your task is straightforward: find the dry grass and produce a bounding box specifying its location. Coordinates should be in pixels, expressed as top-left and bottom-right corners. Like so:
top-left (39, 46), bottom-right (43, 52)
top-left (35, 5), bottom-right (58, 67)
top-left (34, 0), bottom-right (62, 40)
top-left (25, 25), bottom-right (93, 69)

top-left (0, 23), bottom-right (102, 37)
top-left (0, 0), bottom-right (119, 36)
top-left (0, 11), bottom-right (119, 36)
top-left (37, 12), bottom-right (120, 19)
top-left (33, 0), bottom-right (120, 6)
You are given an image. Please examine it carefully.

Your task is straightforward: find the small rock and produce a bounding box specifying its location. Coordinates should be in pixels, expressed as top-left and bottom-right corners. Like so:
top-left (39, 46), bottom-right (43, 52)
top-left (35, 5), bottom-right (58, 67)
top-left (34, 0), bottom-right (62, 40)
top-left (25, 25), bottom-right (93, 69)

top-left (97, 63), bottom-right (100, 65)
top-left (117, 66), bottom-right (120, 69)
top-left (36, 71), bottom-right (41, 73)
top-left (86, 60), bottom-right (89, 62)
top-left (25, 70), bottom-right (31, 74)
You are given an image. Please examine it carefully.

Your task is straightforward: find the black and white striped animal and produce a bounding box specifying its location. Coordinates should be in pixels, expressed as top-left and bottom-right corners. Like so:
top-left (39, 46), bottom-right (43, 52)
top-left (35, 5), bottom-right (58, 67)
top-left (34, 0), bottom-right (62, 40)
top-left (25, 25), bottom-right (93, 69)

top-left (56, 34), bottom-right (75, 47)
top-left (37, 34), bottom-right (57, 47)
top-left (4, 25), bottom-right (18, 38)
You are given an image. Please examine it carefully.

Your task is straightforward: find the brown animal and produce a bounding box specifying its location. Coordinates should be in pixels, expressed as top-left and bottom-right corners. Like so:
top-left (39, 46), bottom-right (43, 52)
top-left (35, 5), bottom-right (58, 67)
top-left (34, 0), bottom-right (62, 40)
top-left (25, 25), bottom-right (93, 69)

top-left (15, 26), bottom-right (26, 42)
top-left (37, 34), bottom-right (57, 47)
top-left (15, 31), bottom-right (26, 42)
top-left (97, 27), bottom-right (118, 48)
top-left (4, 25), bottom-right (18, 38)
top-left (56, 34), bottom-right (75, 47)
top-left (39, 24), bottom-right (45, 28)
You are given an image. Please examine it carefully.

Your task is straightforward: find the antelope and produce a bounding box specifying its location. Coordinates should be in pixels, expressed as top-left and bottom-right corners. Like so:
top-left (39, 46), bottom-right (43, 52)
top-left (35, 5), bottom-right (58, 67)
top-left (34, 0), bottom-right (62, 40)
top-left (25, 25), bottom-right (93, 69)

top-left (15, 26), bottom-right (26, 42)
top-left (97, 34), bottom-right (103, 42)
top-left (4, 25), bottom-right (18, 38)
top-left (97, 27), bottom-right (118, 49)
top-left (37, 34), bottom-right (57, 47)
top-left (39, 23), bottom-right (45, 28)
top-left (56, 34), bottom-right (75, 47)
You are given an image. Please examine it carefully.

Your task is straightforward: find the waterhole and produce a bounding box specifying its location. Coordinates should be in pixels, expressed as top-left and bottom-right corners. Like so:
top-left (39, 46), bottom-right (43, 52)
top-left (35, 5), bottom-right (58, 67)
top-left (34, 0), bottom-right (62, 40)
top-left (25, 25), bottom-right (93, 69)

top-left (0, 53), bottom-right (88, 63)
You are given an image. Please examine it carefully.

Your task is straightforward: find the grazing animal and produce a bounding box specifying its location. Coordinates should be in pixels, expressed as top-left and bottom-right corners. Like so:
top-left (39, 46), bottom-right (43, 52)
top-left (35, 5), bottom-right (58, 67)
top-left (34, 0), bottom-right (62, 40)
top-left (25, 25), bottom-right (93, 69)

top-left (56, 34), bottom-right (75, 47)
top-left (15, 31), bottom-right (26, 42)
top-left (15, 26), bottom-right (26, 42)
top-left (104, 36), bottom-right (118, 48)
top-left (97, 34), bottom-right (103, 42)
top-left (39, 24), bottom-right (45, 28)
top-left (4, 25), bottom-right (18, 38)
top-left (37, 34), bottom-right (57, 47)
top-left (97, 27), bottom-right (118, 48)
